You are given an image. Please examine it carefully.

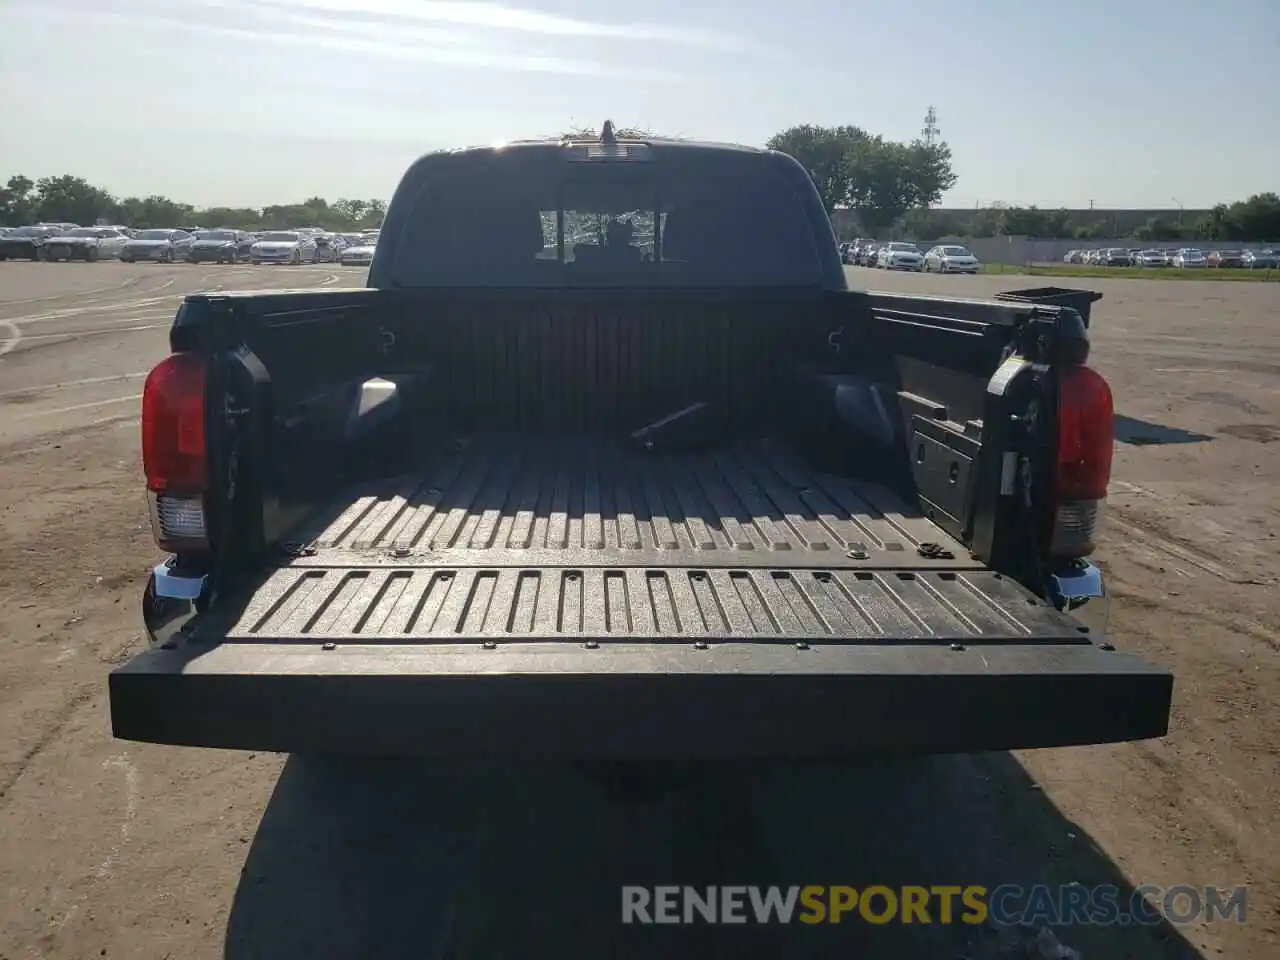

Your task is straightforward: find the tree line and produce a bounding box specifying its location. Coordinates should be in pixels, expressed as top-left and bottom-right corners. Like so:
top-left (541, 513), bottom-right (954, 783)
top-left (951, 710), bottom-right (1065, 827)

top-left (1, 121), bottom-right (960, 237)
top-left (894, 194), bottom-right (1280, 243)
top-left (6, 127), bottom-right (1273, 244)
top-left (0, 174), bottom-right (386, 232)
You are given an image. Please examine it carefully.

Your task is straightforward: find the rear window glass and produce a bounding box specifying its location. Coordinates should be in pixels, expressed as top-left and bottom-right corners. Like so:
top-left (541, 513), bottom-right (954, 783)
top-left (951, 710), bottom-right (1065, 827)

top-left (386, 151), bottom-right (823, 288)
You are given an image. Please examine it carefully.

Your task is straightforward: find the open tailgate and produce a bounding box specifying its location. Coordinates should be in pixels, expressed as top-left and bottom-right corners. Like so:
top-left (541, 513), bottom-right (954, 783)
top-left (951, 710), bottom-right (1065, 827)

top-left (112, 438), bottom-right (1171, 758)
top-left (111, 562), bottom-right (1171, 758)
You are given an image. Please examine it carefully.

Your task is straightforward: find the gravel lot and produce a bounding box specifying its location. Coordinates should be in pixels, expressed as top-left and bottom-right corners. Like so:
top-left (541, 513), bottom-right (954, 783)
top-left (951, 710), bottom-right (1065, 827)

top-left (0, 263), bottom-right (1276, 959)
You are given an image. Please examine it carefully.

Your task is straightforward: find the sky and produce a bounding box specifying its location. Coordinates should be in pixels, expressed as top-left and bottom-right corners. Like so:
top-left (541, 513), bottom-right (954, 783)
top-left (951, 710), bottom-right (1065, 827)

top-left (0, 0), bottom-right (1276, 210)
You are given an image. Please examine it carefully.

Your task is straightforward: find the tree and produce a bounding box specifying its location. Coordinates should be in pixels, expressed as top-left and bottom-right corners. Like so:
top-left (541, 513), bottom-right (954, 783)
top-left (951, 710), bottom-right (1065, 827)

top-left (1194, 204), bottom-right (1234, 241)
top-left (333, 198), bottom-right (368, 223)
top-left (560, 122), bottom-right (658, 140)
top-left (114, 195), bottom-right (196, 229)
top-left (766, 124), bottom-right (957, 232)
top-left (1227, 193), bottom-right (1280, 241)
top-left (1131, 217), bottom-right (1183, 242)
top-left (357, 199), bottom-right (385, 229)
top-left (0, 175), bottom-right (36, 225)
top-left (901, 207), bottom-right (953, 239)
top-left (34, 174), bottom-right (116, 225)
top-left (766, 124), bottom-right (867, 214)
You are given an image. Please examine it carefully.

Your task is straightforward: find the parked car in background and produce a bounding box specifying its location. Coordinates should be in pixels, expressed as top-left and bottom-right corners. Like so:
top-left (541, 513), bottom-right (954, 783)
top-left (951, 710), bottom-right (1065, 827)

top-left (923, 244), bottom-right (980, 274)
top-left (877, 241), bottom-right (924, 271)
top-left (249, 231), bottom-right (319, 264)
top-left (849, 239), bottom-right (874, 265)
top-left (852, 241), bottom-right (877, 266)
top-left (43, 226), bottom-right (131, 261)
top-left (1174, 248), bottom-right (1207, 268)
top-left (120, 229), bottom-right (191, 263)
top-left (0, 225), bottom-right (60, 260)
top-left (1099, 248), bottom-right (1131, 267)
top-left (338, 236), bottom-right (377, 266)
top-left (187, 229), bottom-right (256, 263)
top-left (1160, 249), bottom-right (1179, 266)
top-left (1241, 249), bottom-right (1278, 269)
top-left (1207, 250), bottom-right (1245, 268)
top-left (1063, 249), bottom-right (1083, 264)
top-left (1133, 250), bottom-right (1166, 268)
top-left (312, 233), bottom-right (343, 262)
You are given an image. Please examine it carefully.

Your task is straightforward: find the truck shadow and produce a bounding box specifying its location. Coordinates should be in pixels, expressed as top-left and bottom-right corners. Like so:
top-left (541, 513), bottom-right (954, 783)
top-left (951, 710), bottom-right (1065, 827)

top-left (224, 753), bottom-right (1207, 960)
top-left (1114, 414), bottom-right (1214, 447)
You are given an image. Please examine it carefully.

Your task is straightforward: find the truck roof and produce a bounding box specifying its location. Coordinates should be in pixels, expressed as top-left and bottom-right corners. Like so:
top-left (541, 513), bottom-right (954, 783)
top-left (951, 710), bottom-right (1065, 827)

top-left (429, 135), bottom-right (774, 166)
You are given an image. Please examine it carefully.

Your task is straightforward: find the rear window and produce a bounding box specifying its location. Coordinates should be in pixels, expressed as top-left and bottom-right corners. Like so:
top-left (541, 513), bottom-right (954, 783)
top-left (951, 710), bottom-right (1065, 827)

top-left (386, 150), bottom-right (823, 288)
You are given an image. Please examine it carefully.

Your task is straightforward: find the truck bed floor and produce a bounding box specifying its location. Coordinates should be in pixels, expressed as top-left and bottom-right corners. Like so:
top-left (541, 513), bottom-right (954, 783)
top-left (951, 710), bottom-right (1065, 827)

top-left (304, 435), bottom-right (974, 568)
top-left (194, 436), bottom-right (1097, 645)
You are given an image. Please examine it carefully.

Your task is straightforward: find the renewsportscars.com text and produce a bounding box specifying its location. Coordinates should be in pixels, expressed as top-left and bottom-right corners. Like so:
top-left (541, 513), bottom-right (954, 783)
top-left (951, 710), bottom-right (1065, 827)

top-left (621, 885), bottom-right (1248, 926)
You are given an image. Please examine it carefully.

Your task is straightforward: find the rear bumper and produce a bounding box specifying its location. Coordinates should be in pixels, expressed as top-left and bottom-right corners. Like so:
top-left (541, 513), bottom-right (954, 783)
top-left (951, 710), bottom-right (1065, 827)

top-left (112, 630), bottom-right (1171, 762)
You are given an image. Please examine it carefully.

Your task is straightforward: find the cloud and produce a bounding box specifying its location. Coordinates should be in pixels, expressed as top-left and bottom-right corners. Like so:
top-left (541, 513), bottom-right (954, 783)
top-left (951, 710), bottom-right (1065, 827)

top-left (1, 5), bottom-right (678, 77)
top-left (248, 0), bottom-right (755, 50)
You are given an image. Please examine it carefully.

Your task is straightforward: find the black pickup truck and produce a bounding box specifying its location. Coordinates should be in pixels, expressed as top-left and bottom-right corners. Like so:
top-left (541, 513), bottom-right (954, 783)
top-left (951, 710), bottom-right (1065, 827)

top-left (110, 128), bottom-right (1172, 760)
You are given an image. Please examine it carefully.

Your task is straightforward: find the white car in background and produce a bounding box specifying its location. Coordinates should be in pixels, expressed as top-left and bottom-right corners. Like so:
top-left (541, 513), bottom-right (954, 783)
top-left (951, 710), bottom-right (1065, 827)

top-left (1173, 248), bottom-right (1206, 268)
top-left (120, 228), bottom-right (191, 263)
top-left (42, 226), bottom-right (131, 261)
top-left (923, 244), bottom-right (981, 274)
top-left (876, 241), bottom-right (925, 271)
top-left (1132, 249), bottom-right (1166, 268)
top-left (339, 238), bottom-right (377, 266)
top-left (249, 231), bottom-right (318, 264)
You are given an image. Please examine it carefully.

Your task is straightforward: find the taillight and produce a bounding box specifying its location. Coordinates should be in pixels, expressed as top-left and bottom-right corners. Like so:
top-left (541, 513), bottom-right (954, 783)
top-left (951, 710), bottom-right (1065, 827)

top-left (142, 353), bottom-right (209, 552)
top-left (1051, 364), bottom-right (1114, 558)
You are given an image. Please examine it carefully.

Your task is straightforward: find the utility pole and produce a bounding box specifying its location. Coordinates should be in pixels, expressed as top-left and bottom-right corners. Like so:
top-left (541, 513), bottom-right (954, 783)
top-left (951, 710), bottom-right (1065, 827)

top-left (1172, 197), bottom-right (1183, 225)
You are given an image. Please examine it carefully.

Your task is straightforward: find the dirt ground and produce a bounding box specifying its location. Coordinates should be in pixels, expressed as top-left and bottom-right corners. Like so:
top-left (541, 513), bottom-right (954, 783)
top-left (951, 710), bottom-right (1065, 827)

top-left (0, 262), bottom-right (1276, 959)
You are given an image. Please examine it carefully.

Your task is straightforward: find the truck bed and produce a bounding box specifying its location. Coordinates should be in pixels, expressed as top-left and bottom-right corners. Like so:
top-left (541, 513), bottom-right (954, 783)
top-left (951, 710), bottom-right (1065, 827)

top-left (212, 434), bottom-right (1027, 643)
top-left (113, 434), bottom-right (1172, 758)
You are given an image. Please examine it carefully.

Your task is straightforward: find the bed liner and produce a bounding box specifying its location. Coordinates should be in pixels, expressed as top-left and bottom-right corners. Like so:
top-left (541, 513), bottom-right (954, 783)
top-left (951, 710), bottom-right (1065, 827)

top-left (300, 434), bottom-right (977, 566)
top-left (117, 440), bottom-right (1173, 756)
top-left (195, 436), bottom-right (1091, 645)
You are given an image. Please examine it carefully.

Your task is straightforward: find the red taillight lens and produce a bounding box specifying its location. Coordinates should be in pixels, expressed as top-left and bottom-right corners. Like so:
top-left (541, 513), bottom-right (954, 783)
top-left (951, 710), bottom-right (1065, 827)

top-left (142, 353), bottom-right (207, 494)
top-left (1051, 365), bottom-right (1114, 558)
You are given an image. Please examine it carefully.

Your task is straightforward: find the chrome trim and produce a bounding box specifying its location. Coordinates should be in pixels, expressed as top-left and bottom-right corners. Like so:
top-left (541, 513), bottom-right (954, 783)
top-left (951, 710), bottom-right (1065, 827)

top-left (153, 560), bottom-right (207, 600)
top-left (1050, 560), bottom-right (1110, 637)
top-left (143, 560), bottom-right (207, 648)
